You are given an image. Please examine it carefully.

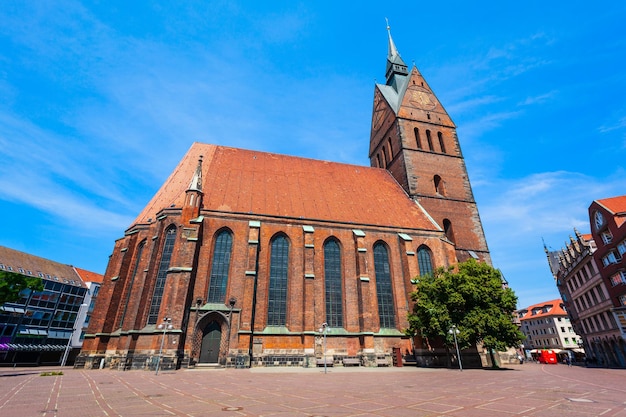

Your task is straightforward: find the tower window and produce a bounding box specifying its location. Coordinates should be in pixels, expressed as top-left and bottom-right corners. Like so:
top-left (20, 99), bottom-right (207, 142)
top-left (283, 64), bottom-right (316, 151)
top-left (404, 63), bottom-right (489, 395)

top-left (443, 219), bottom-right (455, 244)
top-left (376, 154), bottom-right (382, 168)
top-left (426, 130), bottom-right (434, 151)
top-left (438, 132), bottom-right (446, 153)
top-left (387, 138), bottom-right (393, 159)
top-left (433, 175), bottom-right (445, 196)
top-left (382, 147), bottom-right (388, 168)
top-left (414, 128), bottom-right (422, 149)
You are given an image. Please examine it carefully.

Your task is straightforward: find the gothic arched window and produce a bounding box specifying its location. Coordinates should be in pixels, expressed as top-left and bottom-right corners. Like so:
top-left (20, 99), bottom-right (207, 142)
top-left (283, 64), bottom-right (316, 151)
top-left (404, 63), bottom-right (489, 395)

top-left (324, 239), bottom-right (343, 328)
top-left (443, 219), bottom-right (455, 244)
top-left (434, 175), bottom-right (445, 196)
top-left (426, 130), bottom-right (434, 151)
top-left (414, 128), bottom-right (422, 149)
top-left (374, 242), bottom-right (395, 328)
top-left (417, 245), bottom-right (433, 277)
top-left (119, 240), bottom-right (145, 328)
top-left (148, 226), bottom-right (177, 324)
top-left (207, 230), bottom-right (233, 303)
top-left (438, 131), bottom-right (446, 153)
top-left (267, 235), bottom-right (289, 326)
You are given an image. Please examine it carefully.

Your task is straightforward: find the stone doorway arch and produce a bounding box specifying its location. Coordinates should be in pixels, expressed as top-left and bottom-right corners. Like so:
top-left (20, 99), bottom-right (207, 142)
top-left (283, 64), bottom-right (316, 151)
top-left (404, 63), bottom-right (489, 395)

top-left (199, 321), bottom-right (222, 364)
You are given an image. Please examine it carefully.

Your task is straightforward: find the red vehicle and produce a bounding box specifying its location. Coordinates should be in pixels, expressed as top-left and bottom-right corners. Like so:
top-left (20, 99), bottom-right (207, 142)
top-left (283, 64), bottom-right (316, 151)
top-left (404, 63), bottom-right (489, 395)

top-left (537, 350), bottom-right (558, 364)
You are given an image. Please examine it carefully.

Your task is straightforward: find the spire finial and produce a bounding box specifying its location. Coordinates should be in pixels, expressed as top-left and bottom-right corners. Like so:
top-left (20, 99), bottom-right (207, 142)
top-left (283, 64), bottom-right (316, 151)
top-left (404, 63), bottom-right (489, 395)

top-left (188, 154), bottom-right (203, 192)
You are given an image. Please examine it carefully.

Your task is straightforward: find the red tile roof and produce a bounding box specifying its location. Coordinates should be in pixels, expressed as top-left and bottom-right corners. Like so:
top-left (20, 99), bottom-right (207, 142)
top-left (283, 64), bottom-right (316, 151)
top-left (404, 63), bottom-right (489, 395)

top-left (518, 298), bottom-right (567, 320)
top-left (597, 195), bottom-right (626, 214)
top-left (133, 143), bottom-right (439, 231)
top-left (74, 267), bottom-right (104, 284)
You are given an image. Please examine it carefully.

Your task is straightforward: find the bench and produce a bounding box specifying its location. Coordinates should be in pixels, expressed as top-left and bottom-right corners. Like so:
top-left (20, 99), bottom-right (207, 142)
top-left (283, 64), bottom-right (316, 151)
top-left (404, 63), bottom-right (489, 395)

top-left (342, 358), bottom-right (361, 367)
top-left (376, 358), bottom-right (390, 367)
top-left (316, 357), bottom-right (333, 367)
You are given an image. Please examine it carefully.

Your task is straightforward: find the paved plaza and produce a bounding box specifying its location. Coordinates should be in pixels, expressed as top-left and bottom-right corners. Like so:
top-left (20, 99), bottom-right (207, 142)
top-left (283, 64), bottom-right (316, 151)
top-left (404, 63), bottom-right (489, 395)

top-left (0, 364), bottom-right (625, 417)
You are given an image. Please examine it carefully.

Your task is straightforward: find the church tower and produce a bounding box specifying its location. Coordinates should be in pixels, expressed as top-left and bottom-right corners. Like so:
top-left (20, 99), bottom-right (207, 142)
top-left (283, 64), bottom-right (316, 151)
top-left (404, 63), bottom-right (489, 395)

top-left (370, 26), bottom-right (490, 263)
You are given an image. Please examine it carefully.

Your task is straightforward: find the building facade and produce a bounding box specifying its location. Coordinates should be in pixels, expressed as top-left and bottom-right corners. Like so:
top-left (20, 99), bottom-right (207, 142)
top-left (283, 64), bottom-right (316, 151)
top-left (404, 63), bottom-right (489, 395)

top-left (517, 299), bottom-right (582, 361)
top-left (78, 29), bottom-right (490, 370)
top-left (588, 196), bottom-right (626, 366)
top-left (0, 246), bottom-right (102, 366)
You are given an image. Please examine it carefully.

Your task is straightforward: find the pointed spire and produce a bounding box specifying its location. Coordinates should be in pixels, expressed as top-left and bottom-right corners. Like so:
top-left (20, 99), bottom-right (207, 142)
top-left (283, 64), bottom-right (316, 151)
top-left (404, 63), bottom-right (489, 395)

top-left (188, 155), bottom-right (203, 192)
top-left (385, 19), bottom-right (408, 87)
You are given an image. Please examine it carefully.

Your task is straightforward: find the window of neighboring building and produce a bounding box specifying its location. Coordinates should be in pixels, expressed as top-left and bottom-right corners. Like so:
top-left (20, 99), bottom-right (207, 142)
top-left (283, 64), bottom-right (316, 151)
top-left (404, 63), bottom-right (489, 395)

top-left (619, 294), bottom-right (626, 306)
top-left (609, 271), bottom-right (626, 286)
top-left (207, 230), bottom-right (233, 303)
top-left (618, 241), bottom-right (626, 256)
top-left (267, 235), bottom-right (289, 326)
top-left (601, 230), bottom-right (613, 245)
top-left (374, 242), bottom-right (395, 328)
top-left (437, 131), bottom-right (446, 153)
top-left (602, 251), bottom-right (620, 267)
top-left (417, 245), bottom-right (433, 277)
top-left (324, 239), bottom-right (343, 328)
top-left (414, 128), bottom-right (422, 149)
top-left (147, 226), bottom-right (177, 325)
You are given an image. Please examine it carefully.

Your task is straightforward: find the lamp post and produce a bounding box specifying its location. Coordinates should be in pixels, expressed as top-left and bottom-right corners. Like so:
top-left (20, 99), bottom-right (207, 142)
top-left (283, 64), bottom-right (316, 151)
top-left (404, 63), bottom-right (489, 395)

top-left (226, 297), bottom-right (237, 366)
top-left (155, 317), bottom-right (173, 375)
top-left (61, 303), bottom-right (88, 367)
top-left (448, 325), bottom-right (462, 371)
top-left (319, 322), bottom-right (329, 374)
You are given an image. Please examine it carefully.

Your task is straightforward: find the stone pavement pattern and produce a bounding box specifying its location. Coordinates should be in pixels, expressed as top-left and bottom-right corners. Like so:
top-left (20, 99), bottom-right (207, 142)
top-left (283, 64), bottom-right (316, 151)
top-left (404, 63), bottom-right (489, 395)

top-left (0, 364), bottom-right (625, 417)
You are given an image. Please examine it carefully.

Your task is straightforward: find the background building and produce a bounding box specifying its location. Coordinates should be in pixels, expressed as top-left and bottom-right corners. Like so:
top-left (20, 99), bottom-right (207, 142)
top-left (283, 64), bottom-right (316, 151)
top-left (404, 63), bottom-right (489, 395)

top-left (0, 246), bottom-right (102, 366)
top-left (78, 30), bottom-right (491, 370)
top-left (517, 299), bottom-right (583, 361)
top-left (588, 196), bottom-right (626, 366)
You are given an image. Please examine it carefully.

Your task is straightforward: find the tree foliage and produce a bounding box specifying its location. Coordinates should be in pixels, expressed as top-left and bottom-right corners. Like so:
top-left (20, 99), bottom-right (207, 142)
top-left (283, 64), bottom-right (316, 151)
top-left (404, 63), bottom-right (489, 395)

top-left (0, 270), bottom-right (44, 305)
top-left (407, 259), bottom-right (523, 352)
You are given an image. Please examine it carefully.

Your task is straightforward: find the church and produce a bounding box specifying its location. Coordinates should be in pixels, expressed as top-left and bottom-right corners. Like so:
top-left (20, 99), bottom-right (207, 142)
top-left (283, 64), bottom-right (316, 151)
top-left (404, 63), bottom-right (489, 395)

top-left (77, 29), bottom-right (490, 370)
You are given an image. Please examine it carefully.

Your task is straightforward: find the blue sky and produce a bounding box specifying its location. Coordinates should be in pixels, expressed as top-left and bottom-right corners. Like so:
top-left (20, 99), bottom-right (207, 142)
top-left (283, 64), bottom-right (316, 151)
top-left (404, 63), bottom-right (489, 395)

top-left (1, 1), bottom-right (624, 309)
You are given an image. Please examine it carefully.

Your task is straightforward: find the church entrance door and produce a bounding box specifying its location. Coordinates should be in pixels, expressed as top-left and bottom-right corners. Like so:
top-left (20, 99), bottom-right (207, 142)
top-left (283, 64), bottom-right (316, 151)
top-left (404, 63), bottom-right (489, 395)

top-left (199, 321), bottom-right (221, 363)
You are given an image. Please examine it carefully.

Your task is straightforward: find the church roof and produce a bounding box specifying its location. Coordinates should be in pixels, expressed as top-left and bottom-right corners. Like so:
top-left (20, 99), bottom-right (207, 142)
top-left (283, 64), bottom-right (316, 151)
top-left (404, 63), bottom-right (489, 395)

top-left (133, 143), bottom-right (440, 232)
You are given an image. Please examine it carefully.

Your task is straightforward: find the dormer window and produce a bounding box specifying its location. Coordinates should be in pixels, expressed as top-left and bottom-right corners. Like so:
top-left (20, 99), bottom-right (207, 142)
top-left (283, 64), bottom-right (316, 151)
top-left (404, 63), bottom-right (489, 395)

top-left (601, 230), bottom-right (613, 245)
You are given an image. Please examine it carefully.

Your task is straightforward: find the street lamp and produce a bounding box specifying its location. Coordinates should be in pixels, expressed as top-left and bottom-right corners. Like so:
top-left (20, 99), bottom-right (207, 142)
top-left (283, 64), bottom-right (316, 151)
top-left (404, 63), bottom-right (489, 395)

top-left (61, 303), bottom-right (88, 367)
top-left (226, 297), bottom-right (237, 365)
top-left (448, 325), bottom-right (462, 371)
top-left (318, 322), bottom-right (329, 374)
top-left (155, 317), bottom-right (173, 375)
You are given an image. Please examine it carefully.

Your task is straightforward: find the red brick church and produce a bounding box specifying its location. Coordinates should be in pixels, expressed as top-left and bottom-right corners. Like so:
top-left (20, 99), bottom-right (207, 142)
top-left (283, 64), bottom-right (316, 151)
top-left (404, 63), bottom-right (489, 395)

top-left (77, 29), bottom-right (490, 370)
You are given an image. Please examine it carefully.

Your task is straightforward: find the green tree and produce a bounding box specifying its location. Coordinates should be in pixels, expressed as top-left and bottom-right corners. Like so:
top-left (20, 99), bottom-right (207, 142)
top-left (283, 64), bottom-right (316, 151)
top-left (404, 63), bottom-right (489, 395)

top-left (0, 270), bottom-right (44, 305)
top-left (407, 258), bottom-right (523, 367)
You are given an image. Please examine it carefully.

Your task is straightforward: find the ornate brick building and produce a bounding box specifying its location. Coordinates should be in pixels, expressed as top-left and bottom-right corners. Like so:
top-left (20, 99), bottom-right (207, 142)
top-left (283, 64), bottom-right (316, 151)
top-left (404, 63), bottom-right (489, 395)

top-left (77, 29), bottom-right (490, 370)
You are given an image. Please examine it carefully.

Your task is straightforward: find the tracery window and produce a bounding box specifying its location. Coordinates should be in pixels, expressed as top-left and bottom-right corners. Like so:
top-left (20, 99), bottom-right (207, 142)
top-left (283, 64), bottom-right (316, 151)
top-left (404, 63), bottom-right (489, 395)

top-left (207, 230), bottom-right (233, 303)
top-left (267, 235), bottom-right (289, 326)
top-left (147, 226), bottom-right (177, 324)
top-left (374, 242), bottom-right (395, 328)
top-left (417, 245), bottom-right (433, 277)
top-left (324, 239), bottom-right (343, 328)
top-left (119, 240), bottom-right (145, 328)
